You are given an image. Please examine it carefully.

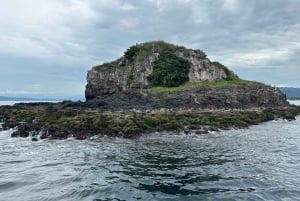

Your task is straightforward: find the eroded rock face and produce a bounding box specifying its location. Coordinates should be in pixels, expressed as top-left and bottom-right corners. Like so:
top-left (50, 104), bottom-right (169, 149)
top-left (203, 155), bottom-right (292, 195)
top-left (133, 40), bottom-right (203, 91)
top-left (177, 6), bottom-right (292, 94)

top-left (85, 42), bottom-right (228, 100)
top-left (84, 82), bottom-right (289, 110)
top-left (84, 41), bottom-right (289, 111)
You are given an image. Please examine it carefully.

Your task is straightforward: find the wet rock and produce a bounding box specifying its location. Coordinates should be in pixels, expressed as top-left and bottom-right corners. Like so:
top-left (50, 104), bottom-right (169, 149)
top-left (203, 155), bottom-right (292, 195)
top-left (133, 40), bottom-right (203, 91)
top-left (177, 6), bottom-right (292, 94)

top-left (49, 131), bottom-right (69, 140)
top-left (195, 130), bottom-right (209, 135)
top-left (40, 130), bottom-right (50, 139)
top-left (10, 124), bottom-right (30, 138)
top-left (31, 137), bottom-right (38, 141)
top-left (220, 126), bottom-right (230, 131)
top-left (11, 131), bottom-right (19, 137)
top-left (209, 127), bottom-right (220, 132)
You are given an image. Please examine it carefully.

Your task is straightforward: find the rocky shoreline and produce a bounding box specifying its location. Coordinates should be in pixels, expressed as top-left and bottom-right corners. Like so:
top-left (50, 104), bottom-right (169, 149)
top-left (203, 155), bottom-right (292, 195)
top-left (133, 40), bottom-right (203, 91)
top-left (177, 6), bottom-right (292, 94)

top-left (2, 41), bottom-right (299, 140)
top-left (1, 100), bottom-right (299, 140)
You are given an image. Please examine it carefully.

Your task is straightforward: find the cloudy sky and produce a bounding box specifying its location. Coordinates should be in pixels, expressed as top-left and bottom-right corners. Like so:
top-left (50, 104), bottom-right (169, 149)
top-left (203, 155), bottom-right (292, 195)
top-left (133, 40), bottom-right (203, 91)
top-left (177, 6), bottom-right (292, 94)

top-left (0, 0), bottom-right (300, 99)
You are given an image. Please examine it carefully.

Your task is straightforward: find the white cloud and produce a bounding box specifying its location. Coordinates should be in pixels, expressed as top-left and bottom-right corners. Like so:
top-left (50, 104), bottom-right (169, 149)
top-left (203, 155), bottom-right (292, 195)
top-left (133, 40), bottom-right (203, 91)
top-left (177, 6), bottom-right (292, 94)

top-left (208, 23), bottom-right (300, 69)
top-left (222, 0), bottom-right (239, 13)
top-left (0, 0), bottom-right (99, 65)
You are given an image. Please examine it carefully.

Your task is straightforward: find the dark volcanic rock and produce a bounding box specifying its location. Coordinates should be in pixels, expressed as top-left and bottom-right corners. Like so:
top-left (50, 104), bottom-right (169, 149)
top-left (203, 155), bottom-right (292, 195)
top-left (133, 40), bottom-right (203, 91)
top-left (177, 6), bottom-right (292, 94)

top-left (82, 82), bottom-right (289, 110)
top-left (11, 132), bottom-right (18, 137)
top-left (11, 124), bottom-right (30, 138)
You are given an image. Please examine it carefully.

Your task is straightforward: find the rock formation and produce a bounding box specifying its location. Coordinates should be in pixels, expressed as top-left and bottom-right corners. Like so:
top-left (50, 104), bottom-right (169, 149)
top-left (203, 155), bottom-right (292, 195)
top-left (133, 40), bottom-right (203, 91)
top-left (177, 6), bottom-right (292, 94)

top-left (83, 83), bottom-right (289, 110)
top-left (1, 41), bottom-right (298, 140)
top-left (85, 41), bottom-right (233, 99)
top-left (85, 41), bottom-right (289, 110)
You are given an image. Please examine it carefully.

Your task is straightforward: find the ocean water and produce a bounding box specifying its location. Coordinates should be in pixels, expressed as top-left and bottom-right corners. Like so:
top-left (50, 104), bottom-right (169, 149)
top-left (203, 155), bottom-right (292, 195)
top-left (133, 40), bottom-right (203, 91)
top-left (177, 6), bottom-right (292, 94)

top-left (0, 100), bottom-right (59, 106)
top-left (0, 101), bottom-right (299, 200)
top-left (289, 99), bottom-right (300, 106)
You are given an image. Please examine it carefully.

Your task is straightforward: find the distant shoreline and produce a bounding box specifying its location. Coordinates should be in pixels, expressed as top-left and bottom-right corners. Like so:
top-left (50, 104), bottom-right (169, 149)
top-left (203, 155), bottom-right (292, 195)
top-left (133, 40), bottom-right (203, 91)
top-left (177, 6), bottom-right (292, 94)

top-left (0, 100), bottom-right (60, 106)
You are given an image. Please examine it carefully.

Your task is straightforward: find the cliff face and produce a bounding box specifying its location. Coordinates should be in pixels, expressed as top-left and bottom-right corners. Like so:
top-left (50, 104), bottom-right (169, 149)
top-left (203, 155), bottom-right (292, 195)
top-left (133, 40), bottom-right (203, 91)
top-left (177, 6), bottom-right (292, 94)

top-left (84, 82), bottom-right (289, 110)
top-left (86, 41), bottom-right (229, 99)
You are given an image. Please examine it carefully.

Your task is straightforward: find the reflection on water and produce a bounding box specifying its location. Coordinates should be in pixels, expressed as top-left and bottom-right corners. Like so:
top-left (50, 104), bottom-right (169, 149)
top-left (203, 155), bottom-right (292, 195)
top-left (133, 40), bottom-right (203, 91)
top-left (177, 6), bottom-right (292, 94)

top-left (0, 116), bottom-right (300, 200)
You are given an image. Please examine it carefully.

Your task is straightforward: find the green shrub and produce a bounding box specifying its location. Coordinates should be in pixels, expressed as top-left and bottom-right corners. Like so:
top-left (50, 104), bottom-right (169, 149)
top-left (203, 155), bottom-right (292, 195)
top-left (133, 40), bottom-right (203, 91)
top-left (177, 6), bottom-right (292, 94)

top-left (212, 61), bottom-right (238, 80)
top-left (150, 52), bottom-right (191, 87)
top-left (124, 45), bottom-right (139, 61)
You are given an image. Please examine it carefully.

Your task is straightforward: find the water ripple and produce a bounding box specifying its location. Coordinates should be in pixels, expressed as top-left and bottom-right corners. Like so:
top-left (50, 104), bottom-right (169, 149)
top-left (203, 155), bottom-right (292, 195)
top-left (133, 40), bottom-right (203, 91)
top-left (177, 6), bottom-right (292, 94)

top-left (0, 117), bottom-right (300, 200)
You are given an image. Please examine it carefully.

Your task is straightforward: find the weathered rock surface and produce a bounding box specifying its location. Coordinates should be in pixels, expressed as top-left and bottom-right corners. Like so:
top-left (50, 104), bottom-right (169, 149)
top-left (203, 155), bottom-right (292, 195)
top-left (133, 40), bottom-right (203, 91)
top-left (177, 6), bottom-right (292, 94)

top-left (11, 124), bottom-right (30, 137)
top-left (84, 41), bottom-right (289, 112)
top-left (84, 82), bottom-right (289, 110)
top-left (85, 41), bottom-right (230, 99)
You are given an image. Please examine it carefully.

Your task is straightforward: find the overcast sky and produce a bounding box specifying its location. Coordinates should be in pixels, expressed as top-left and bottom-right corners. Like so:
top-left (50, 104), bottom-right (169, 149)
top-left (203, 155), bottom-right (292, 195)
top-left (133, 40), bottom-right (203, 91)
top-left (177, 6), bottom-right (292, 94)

top-left (0, 0), bottom-right (300, 99)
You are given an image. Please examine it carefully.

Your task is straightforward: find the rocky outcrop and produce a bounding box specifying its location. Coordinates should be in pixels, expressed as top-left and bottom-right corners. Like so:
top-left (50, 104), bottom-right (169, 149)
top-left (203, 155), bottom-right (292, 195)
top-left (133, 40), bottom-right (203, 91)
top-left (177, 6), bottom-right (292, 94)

top-left (85, 41), bottom-right (288, 111)
top-left (84, 82), bottom-right (289, 110)
top-left (0, 41), bottom-right (297, 140)
top-left (86, 41), bottom-right (230, 99)
top-left (1, 102), bottom-right (299, 139)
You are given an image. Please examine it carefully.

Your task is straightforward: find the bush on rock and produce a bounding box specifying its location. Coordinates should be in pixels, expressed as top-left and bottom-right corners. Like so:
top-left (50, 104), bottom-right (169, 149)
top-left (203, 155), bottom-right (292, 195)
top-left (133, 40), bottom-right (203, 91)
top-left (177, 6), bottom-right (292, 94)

top-left (150, 52), bottom-right (190, 87)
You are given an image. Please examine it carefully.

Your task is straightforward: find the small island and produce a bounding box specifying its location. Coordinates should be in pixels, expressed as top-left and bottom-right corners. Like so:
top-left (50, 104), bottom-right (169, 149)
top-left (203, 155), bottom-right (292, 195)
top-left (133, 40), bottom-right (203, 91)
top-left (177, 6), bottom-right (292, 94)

top-left (1, 41), bottom-right (300, 140)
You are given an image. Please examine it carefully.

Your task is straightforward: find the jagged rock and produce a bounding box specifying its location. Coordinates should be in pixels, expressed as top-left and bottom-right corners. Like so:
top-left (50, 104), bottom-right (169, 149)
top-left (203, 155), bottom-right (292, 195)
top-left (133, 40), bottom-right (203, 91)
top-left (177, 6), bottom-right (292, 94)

top-left (83, 82), bottom-right (290, 110)
top-left (11, 124), bottom-right (30, 138)
top-left (40, 130), bottom-right (50, 139)
top-left (84, 41), bottom-right (289, 110)
top-left (118, 57), bottom-right (127, 67)
top-left (11, 132), bottom-right (18, 137)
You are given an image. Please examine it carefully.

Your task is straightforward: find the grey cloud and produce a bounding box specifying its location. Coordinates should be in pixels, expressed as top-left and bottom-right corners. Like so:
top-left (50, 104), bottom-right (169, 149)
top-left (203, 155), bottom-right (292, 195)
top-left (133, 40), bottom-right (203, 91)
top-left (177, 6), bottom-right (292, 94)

top-left (1, 0), bottom-right (300, 98)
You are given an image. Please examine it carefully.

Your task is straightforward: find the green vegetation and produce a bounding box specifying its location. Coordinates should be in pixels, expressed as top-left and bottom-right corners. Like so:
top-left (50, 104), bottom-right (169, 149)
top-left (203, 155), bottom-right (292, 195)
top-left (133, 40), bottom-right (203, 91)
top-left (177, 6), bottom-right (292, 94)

top-left (150, 52), bottom-right (191, 87)
top-left (94, 41), bottom-right (188, 71)
top-left (212, 61), bottom-right (238, 80)
top-left (141, 40), bottom-right (187, 53)
top-left (93, 61), bottom-right (118, 71)
top-left (135, 41), bottom-right (189, 61)
top-left (146, 79), bottom-right (256, 92)
top-left (124, 44), bottom-right (139, 62)
top-left (1, 104), bottom-right (300, 139)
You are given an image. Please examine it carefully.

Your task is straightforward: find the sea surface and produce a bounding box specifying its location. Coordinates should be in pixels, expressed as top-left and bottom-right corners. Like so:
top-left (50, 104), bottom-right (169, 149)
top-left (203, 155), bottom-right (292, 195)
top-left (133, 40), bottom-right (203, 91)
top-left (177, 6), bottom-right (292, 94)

top-left (0, 101), bottom-right (300, 200)
top-left (0, 100), bottom-right (59, 106)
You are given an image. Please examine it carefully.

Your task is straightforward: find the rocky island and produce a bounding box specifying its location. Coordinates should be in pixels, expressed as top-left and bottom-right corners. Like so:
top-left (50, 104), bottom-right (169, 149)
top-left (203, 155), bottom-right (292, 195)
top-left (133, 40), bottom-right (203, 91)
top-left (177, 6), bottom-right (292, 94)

top-left (1, 41), bottom-right (299, 140)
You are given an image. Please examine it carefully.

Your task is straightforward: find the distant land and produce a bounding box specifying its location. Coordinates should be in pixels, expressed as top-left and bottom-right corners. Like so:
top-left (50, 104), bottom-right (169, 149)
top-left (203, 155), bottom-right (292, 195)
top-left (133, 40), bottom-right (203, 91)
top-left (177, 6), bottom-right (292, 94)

top-left (0, 95), bottom-right (84, 101)
top-left (279, 87), bottom-right (300, 99)
top-left (0, 96), bottom-right (60, 101)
